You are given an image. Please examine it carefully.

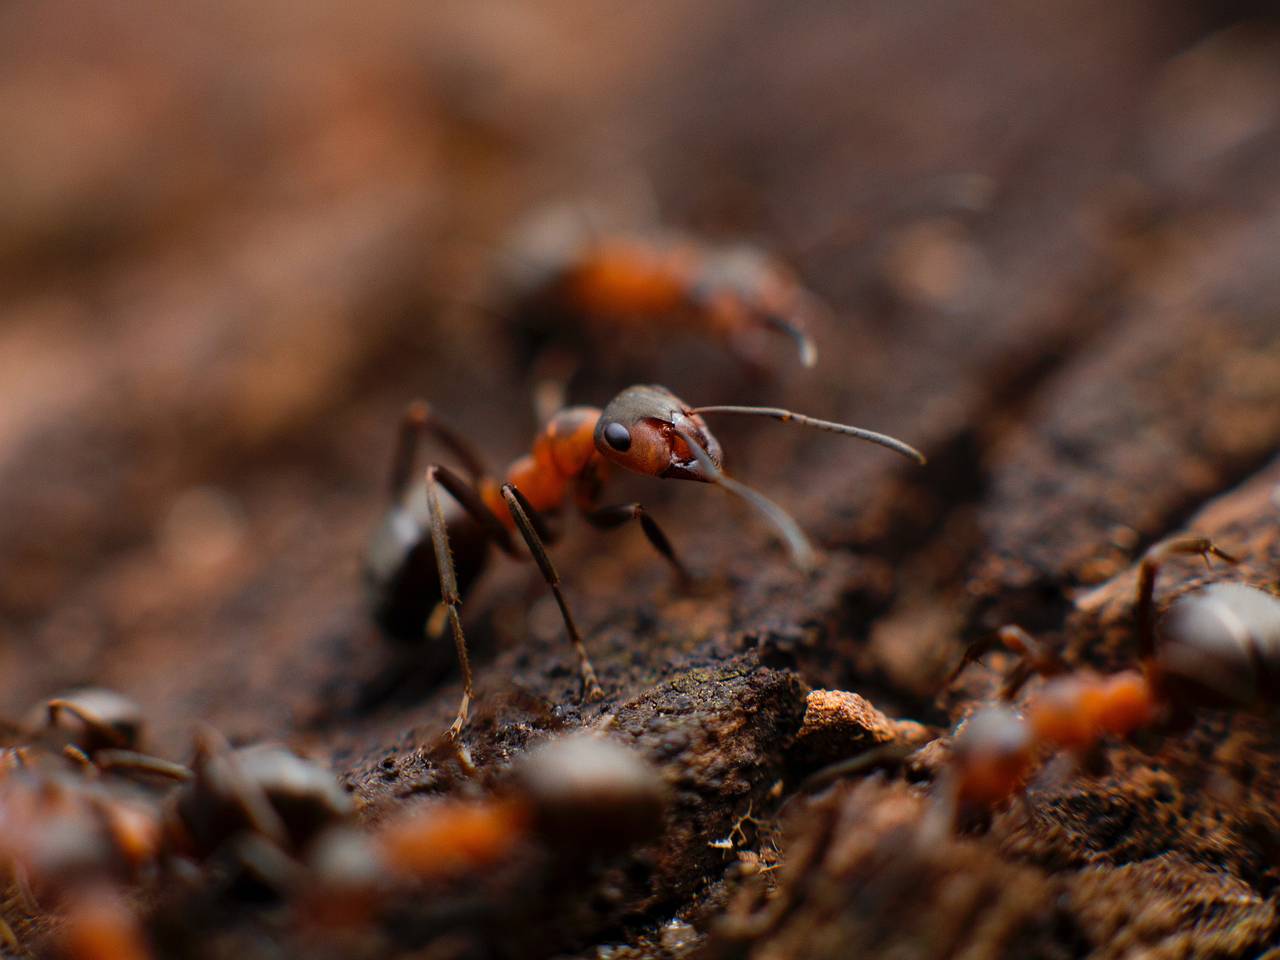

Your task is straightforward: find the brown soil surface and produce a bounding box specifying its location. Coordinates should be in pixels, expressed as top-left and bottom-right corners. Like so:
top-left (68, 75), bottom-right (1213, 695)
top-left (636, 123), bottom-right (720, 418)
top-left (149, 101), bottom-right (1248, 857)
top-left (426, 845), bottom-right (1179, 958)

top-left (3, 3), bottom-right (1280, 958)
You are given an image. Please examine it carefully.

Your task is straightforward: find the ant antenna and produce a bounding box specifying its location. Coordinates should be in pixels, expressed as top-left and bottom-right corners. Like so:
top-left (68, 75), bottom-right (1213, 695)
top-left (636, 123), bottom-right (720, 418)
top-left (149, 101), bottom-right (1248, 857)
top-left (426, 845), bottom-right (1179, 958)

top-left (690, 406), bottom-right (926, 465)
top-left (672, 421), bottom-right (817, 570)
top-left (761, 313), bottom-right (819, 368)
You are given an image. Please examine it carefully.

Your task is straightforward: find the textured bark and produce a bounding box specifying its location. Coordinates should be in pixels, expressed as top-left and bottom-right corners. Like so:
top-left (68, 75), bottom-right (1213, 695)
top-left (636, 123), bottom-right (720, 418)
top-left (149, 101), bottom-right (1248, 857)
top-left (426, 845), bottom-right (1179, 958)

top-left (4, 3), bottom-right (1280, 958)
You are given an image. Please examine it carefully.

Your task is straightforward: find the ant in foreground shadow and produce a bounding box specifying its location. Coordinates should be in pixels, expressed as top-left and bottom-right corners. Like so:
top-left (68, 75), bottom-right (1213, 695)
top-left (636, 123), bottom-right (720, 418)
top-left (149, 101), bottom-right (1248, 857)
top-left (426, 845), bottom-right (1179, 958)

top-left (366, 385), bottom-right (925, 737)
top-left (941, 534), bottom-right (1280, 821)
top-left (797, 535), bottom-right (1280, 832)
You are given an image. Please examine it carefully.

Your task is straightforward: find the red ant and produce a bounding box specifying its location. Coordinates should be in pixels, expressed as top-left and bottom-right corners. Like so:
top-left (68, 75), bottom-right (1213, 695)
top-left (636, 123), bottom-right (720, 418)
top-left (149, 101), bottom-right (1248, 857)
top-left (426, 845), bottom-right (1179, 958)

top-left (942, 534), bottom-right (1280, 817)
top-left (497, 208), bottom-right (823, 376)
top-left (304, 733), bottom-right (666, 924)
top-left (0, 760), bottom-right (167, 958)
top-left (365, 385), bottom-right (925, 737)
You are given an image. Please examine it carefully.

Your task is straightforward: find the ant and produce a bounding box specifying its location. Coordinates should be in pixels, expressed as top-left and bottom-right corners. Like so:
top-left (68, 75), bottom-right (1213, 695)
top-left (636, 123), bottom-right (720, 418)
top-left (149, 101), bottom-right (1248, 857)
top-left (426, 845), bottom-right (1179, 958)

top-left (0, 762), bottom-right (167, 957)
top-left (942, 534), bottom-right (1280, 818)
top-left (305, 732), bottom-right (666, 919)
top-left (497, 207), bottom-right (823, 378)
top-left (365, 386), bottom-right (925, 737)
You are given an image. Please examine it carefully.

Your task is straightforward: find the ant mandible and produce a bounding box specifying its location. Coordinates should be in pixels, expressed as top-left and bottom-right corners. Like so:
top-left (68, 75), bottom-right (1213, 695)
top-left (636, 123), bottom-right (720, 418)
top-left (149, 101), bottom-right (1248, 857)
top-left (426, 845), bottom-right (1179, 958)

top-left (944, 535), bottom-right (1280, 817)
top-left (366, 385), bottom-right (925, 737)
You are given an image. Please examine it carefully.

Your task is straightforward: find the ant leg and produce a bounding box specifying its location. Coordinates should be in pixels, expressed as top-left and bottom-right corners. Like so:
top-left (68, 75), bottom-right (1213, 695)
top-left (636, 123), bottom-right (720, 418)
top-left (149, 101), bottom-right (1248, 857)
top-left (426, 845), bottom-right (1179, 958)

top-left (501, 484), bottom-right (604, 702)
top-left (943, 625), bottom-right (1065, 700)
top-left (942, 635), bottom-right (1001, 692)
top-left (424, 467), bottom-right (477, 738)
top-left (46, 700), bottom-right (128, 750)
top-left (93, 749), bottom-right (192, 781)
top-left (429, 465), bottom-right (516, 554)
top-left (63, 744), bottom-right (96, 772)
top-left (192, 726), bottom-right (290, 847)
top-left (793, 741), bottom-right (919, 797)
top-left (420, 463), bottom-right (525, 738)
top-left (530, 347), bottom-right (578, 427)
top-left (582, 503), bottom-right (691, 583)
top-left (1136, 536), bottom-right (1238, 660)
top-left (994, 625), bottom-right (1066, 700)
top-left (388, 401), bottom-right (491, 498)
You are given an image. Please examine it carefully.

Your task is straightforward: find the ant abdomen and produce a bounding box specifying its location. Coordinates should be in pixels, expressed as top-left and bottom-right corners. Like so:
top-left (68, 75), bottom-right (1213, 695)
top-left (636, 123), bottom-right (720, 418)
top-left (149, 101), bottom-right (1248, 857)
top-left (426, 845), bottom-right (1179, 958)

top-left (365, 494), bottom-right (487, 644)
top-left (1157, 580), bottom-right (1280, 709)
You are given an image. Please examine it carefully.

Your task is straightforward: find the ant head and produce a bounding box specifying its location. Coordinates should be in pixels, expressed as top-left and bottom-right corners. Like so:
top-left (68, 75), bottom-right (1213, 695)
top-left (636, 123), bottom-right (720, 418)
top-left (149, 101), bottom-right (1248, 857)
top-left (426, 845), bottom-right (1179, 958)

top-left (595, 385), bottom-right (723, 481)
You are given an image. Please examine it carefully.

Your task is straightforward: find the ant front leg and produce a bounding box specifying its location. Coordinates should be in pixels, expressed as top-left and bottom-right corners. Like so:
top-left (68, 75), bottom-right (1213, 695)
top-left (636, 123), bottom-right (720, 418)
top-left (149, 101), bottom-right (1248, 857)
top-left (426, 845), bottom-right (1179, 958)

top-left (943, 625), bottom-right (1066, 700)
top-left (582, 503), bottom-right (691, 584)
top-left (501, 484), bottom-right (605, 702)
top-left (991, 625), bottom-right (1067, 700)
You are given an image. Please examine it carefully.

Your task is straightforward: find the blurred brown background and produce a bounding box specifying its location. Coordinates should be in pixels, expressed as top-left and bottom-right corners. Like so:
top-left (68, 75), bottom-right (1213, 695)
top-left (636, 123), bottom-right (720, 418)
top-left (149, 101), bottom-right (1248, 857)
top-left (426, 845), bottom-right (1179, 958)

top-left (3, 0), bottom-right (1280, 843)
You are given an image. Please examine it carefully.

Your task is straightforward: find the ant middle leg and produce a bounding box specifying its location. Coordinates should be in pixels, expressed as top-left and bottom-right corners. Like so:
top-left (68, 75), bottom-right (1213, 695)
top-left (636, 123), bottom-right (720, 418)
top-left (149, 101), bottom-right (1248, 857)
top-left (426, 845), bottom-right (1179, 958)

top-left (501, 484), bottom-right (605, 702)
top-left (582, 503), bottom-right (691, 583)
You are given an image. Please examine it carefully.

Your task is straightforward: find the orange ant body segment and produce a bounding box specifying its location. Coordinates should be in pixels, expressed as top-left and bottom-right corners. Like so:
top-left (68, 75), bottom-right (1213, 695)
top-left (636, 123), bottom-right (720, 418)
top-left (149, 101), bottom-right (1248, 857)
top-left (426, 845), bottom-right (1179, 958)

top-left (499, 212), bottom-right (822, 371)
top-left (945, 535), bottom-right (1278, 817)
top-left (308, 734), bottom-right (666, 900)
top-left (365, 387), bottom-right (925, 737)
top-left (58, 887), bottom-right (152, 960)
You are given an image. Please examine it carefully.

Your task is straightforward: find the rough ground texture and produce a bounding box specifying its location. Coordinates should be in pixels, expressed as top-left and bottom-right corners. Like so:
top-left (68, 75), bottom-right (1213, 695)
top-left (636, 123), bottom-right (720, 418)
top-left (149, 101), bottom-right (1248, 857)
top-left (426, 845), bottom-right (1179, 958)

top-left (3, 2), bottom-right (1280, 958)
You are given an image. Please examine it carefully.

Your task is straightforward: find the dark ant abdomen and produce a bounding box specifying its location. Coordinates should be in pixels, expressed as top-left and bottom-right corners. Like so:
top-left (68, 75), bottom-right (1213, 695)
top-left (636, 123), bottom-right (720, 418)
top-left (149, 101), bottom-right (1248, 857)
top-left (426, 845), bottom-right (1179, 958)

top-left (1159, 581), bottom-right (1280, 710)
top-left (365, 495), bottom-right (488, 644)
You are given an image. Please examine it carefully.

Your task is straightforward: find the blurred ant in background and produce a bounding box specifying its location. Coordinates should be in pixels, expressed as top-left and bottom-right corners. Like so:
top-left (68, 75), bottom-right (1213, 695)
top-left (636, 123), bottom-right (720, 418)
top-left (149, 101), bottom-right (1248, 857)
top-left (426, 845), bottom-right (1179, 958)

top-left (941, 534), bottom-right (1280, 821)
top-left (0, 757), bottom-right (167, 959)
top-left (306, 732), bottom-right (666, 910)
top-left (493, 205), bottom-right (824, 412)
top-left (23, 689), bottom-right (190, 782)
top-left (366, 384), bottom-right (925, 737)
top-left (166, 728), bottom-right (353, 883)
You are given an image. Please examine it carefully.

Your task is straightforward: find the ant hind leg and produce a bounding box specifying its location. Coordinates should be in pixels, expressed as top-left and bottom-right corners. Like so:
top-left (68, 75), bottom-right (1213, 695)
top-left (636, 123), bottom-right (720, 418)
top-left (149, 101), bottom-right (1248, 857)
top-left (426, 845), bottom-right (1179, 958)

top-left (388, 401), bottom-right (492, 500)
top-left (424, 466), bottom-right (478, 738)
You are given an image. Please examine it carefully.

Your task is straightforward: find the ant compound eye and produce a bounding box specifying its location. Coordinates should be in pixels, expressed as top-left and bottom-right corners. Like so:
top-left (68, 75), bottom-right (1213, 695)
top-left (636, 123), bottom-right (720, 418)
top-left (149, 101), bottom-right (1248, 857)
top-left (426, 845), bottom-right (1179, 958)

top-left (603, 422), bottom-right (632, 452)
